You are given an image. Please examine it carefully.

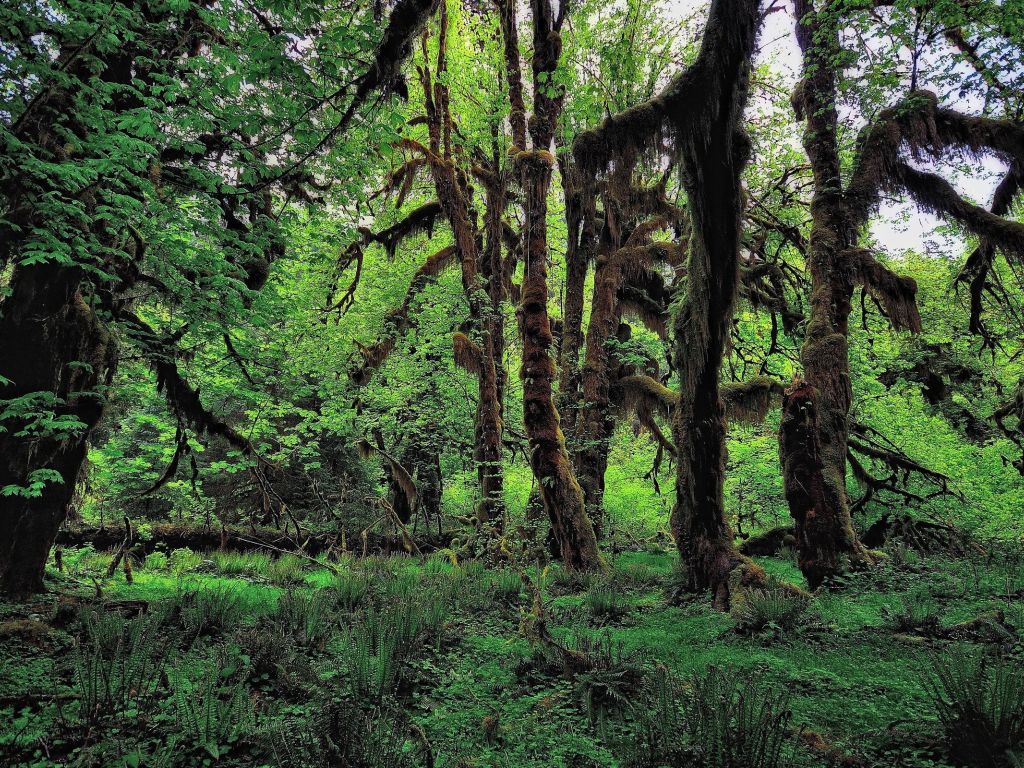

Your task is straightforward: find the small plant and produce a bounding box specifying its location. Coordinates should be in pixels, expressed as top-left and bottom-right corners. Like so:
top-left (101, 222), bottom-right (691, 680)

top-left (345, 628), bottom-right (403, 702)
top-left (179, 584), bottom-right (246, 638)
top-left (586, 579), bottom-right (629, 622)
top-left (73, 608), bottom-right (169, 725)
top-left (64, 545), bottom-right (110, 577)
top-left (568, 632), bottom-right (647, 728)
top-left (267, 553), bottom-right (307, 585)
top-left (170, 664), bottom-right (254, 760)
top-left (422, 553), bottom-right (454, 577)
top-left (548, 565), bottom-right (593, 595)
top-left (376, 569), bottom-right (420, 602)
top-left (277, 589), bottom-right (334, 649)
top-left (732, 587), bottom-right (809, 635)
top-left (169, 547), bottom-right (204, 573)
top-left (235, 622), bottom-right (293, 680)
top-left (882, 589), bottom-right (940, 632)
top-left (628, 666), bottom-right (688, 766)
top-left (490, 569), bottom-right (523, 604)
top-left (680, 665), bottom-right (794, 768)
top-left (333, 570), bottom-right (370, 612)
top-left (143, 550), bottom-right (169, 570)
top-left (612, 560), bottom-right (661, 591)
top-left (926, 651), bottom-right (1024, 768)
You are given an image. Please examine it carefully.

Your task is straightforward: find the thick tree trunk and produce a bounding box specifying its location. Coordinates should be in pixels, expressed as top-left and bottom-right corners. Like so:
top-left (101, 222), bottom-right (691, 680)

top-left (0, 264), bottom-right (115, 597)
top-left (517, 151), bottom-right (603, 570)
top-left (668, 0), bottom-right (764, 608)
top-left (575, 251), bottom-right (640, 539)
top-left (784, 0), bottom-right (873, 588)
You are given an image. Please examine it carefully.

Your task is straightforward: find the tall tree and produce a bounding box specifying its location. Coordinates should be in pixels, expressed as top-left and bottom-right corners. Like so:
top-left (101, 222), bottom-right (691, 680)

top-left (574, 0), bottom-right (769, 605)
top-left (783, 0), bottom-right (1024, 588)
top-left (497, 0), bottom-right (603, 570)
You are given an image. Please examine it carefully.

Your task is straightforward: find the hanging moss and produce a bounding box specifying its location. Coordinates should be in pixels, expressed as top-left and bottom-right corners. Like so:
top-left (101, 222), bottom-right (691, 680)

top-left (721, 376), bottom-right (785, 424)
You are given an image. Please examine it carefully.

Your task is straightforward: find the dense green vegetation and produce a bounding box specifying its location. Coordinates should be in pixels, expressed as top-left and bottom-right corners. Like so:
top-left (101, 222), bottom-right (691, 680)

top-left (2, 0), bottom-right (1024, 765)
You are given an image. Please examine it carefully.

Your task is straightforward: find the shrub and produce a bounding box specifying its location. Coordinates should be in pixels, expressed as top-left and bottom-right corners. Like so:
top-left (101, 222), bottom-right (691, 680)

top-left (568, 633), bottom-right (647, 728)
top-left (235, 622), bottom-right (293, 680)
top-left (882, 590), bottom-right (940, 632)
top-left (170, 665), bottom-right (253, 760)
top-left (490, 569), bottom-right (523, 604)
top-left (267, 554), bottom-right (307, 585)
top-left (926, 651), bottom-right (1024, 768)
top-left (277, 589), bottom-right (334, 649)
top-left (376, 570), bottom-right (420, 602)
top-left (629, 665), bottom-right (794, 768)
top-left (143, 550), bottom-right (169, 571)
top-left (333, 570), bottom-right (370, 612)
top-left (681, 666), bottom-right (794, 768)
top-left (344, 627), bottom-right (402, 702)
top-left (548, 565), bottom-right (593, 595)
top-left (628, 666), bottom-right (688, 766)
top-left (732, 587), bottom-right (808, 635)
top-left (586, 579), bottom-right (630, 622)
top-left (259, 698), bottom-right (413, 768)
top-left (64, 545), bottom-right (109, 577)
top-left (178, 585), bottom-right (246, 638)
top-left (170, 547), bottom-right (204, 573)
top-left (73, 608), bottom-right (169, 725)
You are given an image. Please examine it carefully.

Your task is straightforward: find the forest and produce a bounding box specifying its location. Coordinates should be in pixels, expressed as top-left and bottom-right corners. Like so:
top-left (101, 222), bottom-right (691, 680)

top-left (1, 0), bottom-right (1024, 765)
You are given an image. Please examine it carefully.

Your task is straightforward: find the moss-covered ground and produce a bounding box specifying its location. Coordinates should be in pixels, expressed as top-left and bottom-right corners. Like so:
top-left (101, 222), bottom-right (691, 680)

top-left (1, 544), bottom-right (1022, 767)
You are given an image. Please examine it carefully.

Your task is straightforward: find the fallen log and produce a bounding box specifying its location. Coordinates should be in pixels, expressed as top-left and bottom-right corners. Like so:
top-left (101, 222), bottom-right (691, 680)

top-left (56, 522), bottom-right (453, 558)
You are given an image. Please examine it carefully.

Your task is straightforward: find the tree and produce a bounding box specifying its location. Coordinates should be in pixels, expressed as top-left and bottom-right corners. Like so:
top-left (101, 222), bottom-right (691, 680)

top-left (497, 0), bottom-right (603, 571)
top-left (782, 0), bottom-right (1024, 588)
top-left (573, 0), bottom-right (768, 606)
top-left (0, 0), bottom-right (439, 597)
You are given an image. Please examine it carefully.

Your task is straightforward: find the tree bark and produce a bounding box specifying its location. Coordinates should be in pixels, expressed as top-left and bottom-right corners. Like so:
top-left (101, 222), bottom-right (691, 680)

top-left (0, 265), bottom-right (115, 597)
top-left (668, 0), bottom-right (763, 608)
top-left (555, 156), bottom-right (595, 442)
top-left (784, 0), bottom-right (875, 588)
top-left (417, 9), bottom-right (506, 529)
top-left (500, 0), bottom-right (603, 570)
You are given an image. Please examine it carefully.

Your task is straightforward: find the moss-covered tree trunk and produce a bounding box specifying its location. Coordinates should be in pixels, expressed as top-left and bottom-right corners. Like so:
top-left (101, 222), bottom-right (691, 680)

top-left (418, 9), bottom-right (506, 529)
top-left (555, 157), bottom-right (595, 441)
top-left (500, 0), bottom-right (602, 570)
top-left (670, 35), bottom-right (762, 608)
top-left (477, 167), bottom-right (509, 529)
top-left (575, 254), bottom-right (620, 540)
top-left (0, 265), bottom-right (115, 597)
top-left (783, 0), bottom-right (874, 588)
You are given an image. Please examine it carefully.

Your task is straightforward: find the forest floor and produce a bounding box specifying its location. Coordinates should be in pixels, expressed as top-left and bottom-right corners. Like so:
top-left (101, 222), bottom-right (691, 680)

top-left (1, 543), bottom-right (1022, 767)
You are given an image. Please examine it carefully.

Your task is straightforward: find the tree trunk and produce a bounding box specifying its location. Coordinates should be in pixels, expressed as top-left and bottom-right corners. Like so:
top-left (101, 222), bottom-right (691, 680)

top-left (476, 170), bottom-right (508, 529)
top-left (668, 0), bottom-right (764, 608)
top-left (417, 11), bottom-right (506, 530)
top-left (0, 264), bottom-right (115, 597)
top-left (555, 156), bottom-right (594, 442)
top-left (784, 0), bottom-right (874, 588)
top-left (500, 0), bottom-right (602, 570)
top-left (517, 151), bottom-right (603, 570)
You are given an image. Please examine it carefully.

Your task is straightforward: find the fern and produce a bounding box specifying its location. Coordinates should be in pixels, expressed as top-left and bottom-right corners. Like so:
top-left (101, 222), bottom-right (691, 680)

top-left (926, 651), bottom-right (1024, 768)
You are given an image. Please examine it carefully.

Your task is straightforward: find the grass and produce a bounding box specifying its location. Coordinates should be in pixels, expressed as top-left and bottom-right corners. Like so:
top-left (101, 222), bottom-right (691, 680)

top-left (1, 547), bottom-right (1022, 767)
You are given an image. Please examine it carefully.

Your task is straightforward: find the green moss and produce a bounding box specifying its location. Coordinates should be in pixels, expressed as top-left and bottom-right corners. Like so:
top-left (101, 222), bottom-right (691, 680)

top-left (1, 549), bottom-right (1019, 767)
